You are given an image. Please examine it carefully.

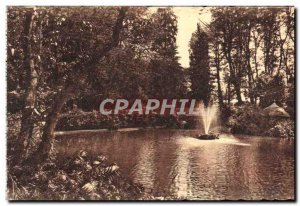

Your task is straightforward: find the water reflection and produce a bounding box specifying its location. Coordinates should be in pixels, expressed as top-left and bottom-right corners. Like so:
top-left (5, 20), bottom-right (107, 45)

top-left (55, 129), bottom-right (294, 200)
top-left (169, 146), bottom-right (192, 198)
top-left (132, 138), bottom-right (155, 190)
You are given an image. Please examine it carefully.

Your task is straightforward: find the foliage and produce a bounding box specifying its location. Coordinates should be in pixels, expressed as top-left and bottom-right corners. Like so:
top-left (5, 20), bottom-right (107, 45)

top-left (286, 80), bottom-right (295, 118)
top-left (228, 104), bottom-right (266, 135)
top-left (228, 104), bottom-right (294, 138)
top-left (257, 73), bottom-right (286, 107)
top-left (7, 113), bottom-right (21, 142)
top-left (56, 109), bottom-right (187, 131)
top-left (6, 6), bottom-right (295, 200)
top-left (189, 24), bottom-right (212, 106)
top-left (56, 110), bottom-right (111, 131)
top-left (7, 151), bottom-right (144, 200)
top-left (265, 119), bottom-right (294, 138)
top-left (147, 8), bottom-right (187, 98)
top-left (150, 8), bottom-right (178, 58)
top-left (209, 7), bottom-right (294, 105)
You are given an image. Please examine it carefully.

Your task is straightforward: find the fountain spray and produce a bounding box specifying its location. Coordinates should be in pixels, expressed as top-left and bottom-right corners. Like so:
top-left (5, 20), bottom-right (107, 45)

top-left (199, 103), bottom-right (219, 134)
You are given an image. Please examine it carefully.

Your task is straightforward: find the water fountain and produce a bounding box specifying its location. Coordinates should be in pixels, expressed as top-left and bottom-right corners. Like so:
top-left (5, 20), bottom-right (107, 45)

top-left (195, 103), bottom-right (219, 140)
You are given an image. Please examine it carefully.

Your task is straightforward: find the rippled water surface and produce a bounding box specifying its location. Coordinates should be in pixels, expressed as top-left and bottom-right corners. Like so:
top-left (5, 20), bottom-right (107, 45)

top-left (56, 129), bottom-right (294, 200)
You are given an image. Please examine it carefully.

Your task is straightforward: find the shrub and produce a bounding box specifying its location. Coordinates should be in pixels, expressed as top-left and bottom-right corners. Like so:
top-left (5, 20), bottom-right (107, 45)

top-left (229, 104), bottom-right (266, 135)
top-left (56, 110), bottom-right (112, 131)
top-left (56, 109), bottom-right (186, 131)
top-left (265, 119), bottom-right (295, 138)
top-left (228, 104), bottom-right (294, 138)
top-left (7, 151), bottom-right (144, 200)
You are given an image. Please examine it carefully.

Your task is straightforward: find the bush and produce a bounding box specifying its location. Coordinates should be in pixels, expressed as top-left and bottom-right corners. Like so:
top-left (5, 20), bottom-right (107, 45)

top-left (56, 109), bottom-right (187, 131)
top-left (228, 104), bottom-right (294, 138)
top-left (265, 119), bottom-right (295, 138)
top-left (56, 110), bottom-right (112, 131)
top-left (228, 104), bottom-right (266, 135)
top-left (7, 151), bottom-right (145, 200)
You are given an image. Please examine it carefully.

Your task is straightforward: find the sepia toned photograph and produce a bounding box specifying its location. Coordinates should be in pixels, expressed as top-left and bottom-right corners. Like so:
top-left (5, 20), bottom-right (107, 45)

top-left (6, 6), bottom-right (295, 201)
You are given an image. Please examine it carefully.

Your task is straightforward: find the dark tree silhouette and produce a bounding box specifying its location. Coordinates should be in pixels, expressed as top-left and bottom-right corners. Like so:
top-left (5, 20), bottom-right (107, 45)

top-left (189, 24), bottom-right (211, 106)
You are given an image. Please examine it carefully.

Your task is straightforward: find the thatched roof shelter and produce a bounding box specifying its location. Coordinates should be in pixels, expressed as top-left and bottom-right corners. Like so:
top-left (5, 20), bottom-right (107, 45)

top-left (262, 103), bottom-right (290, 118)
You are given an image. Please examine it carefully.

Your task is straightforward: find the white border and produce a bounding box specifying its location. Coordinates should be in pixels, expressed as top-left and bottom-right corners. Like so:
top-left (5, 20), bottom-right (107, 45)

top-left (0, 0), bottom-right (298, 205)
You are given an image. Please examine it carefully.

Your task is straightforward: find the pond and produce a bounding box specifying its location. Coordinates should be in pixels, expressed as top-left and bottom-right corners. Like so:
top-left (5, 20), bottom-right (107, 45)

top-left (55, 129), bottom-right (295, 200)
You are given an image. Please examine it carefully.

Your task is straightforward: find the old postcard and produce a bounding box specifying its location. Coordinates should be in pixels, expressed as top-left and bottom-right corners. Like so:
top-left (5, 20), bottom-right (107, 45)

top-left (7, 6), bottom-right (295, 201)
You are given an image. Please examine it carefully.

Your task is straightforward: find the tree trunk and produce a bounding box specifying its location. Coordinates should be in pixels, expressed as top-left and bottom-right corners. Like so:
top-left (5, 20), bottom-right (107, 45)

top-left (233, 81), bottom-right (242, 105)
top-left (30, 85), bottom-right (74, 163)
top-left (215, 52), bottom-right (223, 108)
top-left (247, 62), bottom-right (255, 104)
top-left (224, 45), bottom-right (242, 105)
top-left (245, 32), bottom-right (255, 104)
top-left (227, 79), bottom-right (231, 104)
top-left (15, 8), bottom-right (38, 163)
top-left (253, 36), bottom-right (259, 79)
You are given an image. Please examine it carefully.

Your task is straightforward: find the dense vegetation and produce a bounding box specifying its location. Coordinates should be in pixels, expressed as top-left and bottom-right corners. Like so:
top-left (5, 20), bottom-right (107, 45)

top-left (189, 7), bottom-right (295, 138)
top-left (226, 104), bottom-right (294, 138)
top-left (207, 8), bottom-right (294, 107)
top-left (7, 6), bottom-right (294, 200)
top-left (8, 151), bottom-right (145, 200)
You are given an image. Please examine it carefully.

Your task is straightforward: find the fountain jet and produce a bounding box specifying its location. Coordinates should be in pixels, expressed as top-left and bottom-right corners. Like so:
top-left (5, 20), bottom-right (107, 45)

top-left (199, 103), bottom-right (218, 134)
top-left (195, 103), bottom-right (219, 140)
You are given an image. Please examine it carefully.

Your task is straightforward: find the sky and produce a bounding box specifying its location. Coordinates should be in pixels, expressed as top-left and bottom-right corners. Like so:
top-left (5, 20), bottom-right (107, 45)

top-left (150, 7), bottom-right (212, 68)
top-left (172, 7), bottom-right (212, 68)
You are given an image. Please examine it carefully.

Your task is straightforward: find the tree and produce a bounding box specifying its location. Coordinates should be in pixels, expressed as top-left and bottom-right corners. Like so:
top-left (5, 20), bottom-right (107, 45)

top-left (7, 7), bottom-right (129, 165)
top-left (210, 30), bottom-right (224, 108)
top-left (33, 7), bottom-right (128, 164)
top-left (147, 8), bottom-right (187, 98)
top-left (256, 73), bottom-right (286, 108)
top-left (189, 24), bottom-right (211, 106)
top-left (209, 7), bottom-right (294, 106)
top-left (8, 7), bottom-right (44, 161)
